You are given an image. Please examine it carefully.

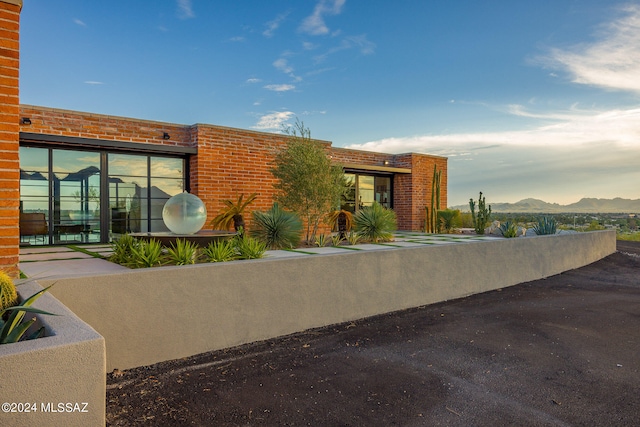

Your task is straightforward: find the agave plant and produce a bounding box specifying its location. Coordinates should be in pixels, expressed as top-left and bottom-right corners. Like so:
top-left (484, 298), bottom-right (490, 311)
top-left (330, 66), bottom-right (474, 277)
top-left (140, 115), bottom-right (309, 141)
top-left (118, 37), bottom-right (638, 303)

top-left (0, 284), bottom-right (56, 345)
top-left (210, 193), bottom-right (257, 232)
top-left (331, 233), bottom-right (343, 247)
top-left (533, 216), bottom-right (557, 235)
top-left (129, 239), bottom-right (164, 268)
top-left (346, 231), bottom-right (361, 245)
top-left (166, 239), bottom-right (199, 265)
top-left (354, 202), bottom-right (397, 243)
top-left (314, 234), bottom-right (328, 247)
top-left (203, 240), bottom-right (237, 262)
top-left (109, 234), bottom-right (140, 265)
top-left (499, 221), bottom-right (519, 238)
top-left (251, 203), bottom-right (302, 250)
top-left (235, 235), bottom-right (267, 260)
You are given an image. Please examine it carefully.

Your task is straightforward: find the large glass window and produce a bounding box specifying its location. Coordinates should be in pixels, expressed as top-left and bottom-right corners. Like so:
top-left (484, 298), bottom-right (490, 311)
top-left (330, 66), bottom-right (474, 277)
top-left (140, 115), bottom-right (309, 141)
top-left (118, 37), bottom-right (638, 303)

top-left (20, 145), bottom-right (186, 245)
top-left (108, 153), bottom-right (184, 240)
top-left (341, 173), bottom-right (392, 213)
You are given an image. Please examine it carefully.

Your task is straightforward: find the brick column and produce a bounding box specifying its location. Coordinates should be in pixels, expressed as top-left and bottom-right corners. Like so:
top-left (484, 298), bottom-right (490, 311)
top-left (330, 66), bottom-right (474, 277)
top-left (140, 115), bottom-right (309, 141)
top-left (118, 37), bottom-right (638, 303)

top-left (0, 0), bottom-right (21, 278)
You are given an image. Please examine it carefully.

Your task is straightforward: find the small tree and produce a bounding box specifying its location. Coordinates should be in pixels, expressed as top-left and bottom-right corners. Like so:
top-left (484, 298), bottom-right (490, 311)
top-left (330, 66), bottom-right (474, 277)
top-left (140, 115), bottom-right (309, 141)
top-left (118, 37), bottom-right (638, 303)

top-left (271, 120), bottom-right (345, 242)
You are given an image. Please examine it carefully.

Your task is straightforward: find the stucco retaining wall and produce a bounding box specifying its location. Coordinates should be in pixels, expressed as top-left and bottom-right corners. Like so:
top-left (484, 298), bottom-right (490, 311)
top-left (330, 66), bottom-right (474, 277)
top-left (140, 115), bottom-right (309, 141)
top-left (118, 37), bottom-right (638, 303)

top-left (0, 280), bottom-right (106, 427)
top-left (45, 230), bottom-right (615, 371)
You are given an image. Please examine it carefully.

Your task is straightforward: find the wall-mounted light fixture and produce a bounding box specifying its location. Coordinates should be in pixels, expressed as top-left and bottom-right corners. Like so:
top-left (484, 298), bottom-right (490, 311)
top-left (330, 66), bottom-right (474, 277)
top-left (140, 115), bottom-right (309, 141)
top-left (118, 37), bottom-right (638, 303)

top-left (20, 117), bottom-right (32, 125)
top-left (162, 132), bottom-right (170, 140)
top-left (383, 160), bottom-right (390, 166)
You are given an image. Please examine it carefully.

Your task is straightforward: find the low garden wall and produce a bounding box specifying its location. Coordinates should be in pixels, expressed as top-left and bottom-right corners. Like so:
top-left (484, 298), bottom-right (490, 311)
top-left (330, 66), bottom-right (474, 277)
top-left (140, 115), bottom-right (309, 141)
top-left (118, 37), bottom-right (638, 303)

top-left (45, 230), bottom-right (615, 371)
top-left (0, 280), bottom-right (106, 427)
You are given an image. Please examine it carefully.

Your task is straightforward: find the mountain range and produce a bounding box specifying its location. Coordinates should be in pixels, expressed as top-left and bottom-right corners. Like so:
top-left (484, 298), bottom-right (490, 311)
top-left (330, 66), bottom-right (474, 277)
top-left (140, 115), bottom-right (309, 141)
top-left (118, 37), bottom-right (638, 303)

top-left (450, 197), bottom-right (640, 213)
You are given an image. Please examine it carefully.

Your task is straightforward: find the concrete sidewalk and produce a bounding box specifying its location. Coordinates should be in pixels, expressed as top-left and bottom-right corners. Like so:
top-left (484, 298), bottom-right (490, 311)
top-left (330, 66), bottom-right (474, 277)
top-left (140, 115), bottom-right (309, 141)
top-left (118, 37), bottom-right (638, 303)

top-left (18, 232), bottom-right (500, 279)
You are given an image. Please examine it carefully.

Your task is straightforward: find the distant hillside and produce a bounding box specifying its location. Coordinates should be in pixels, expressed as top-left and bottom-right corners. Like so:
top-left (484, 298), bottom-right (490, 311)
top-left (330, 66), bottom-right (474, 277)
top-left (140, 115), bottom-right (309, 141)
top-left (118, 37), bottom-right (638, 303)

top-left (450, 197), bottom-right (640, 213)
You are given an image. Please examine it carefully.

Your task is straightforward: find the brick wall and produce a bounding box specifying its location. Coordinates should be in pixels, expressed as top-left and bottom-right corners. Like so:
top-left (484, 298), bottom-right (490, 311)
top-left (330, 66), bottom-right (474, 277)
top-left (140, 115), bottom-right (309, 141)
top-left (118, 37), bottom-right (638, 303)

top-left (17, 105), bottom-right (448, 237)
top-left (0, 0), bottom-right (21, 278)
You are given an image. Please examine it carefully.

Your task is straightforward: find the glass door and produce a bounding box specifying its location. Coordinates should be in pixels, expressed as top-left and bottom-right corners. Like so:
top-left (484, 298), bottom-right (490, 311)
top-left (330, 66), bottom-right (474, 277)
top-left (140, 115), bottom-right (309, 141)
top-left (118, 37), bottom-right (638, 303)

top-left (52, 150), bottom-right (101, 244)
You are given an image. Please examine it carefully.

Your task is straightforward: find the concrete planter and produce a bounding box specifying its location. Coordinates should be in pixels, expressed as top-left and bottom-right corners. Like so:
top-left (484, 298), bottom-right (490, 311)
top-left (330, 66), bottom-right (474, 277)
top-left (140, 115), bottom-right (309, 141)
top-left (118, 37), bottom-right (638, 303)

top-left (44, 230), bottom-right (616, 372)
top-left (0, 280), bottom-right (106, 427)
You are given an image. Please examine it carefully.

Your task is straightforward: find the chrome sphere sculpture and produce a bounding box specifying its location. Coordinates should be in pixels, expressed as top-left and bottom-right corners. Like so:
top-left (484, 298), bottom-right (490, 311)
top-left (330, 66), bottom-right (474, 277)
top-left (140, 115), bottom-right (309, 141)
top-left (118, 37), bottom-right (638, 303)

top-left (162, 192), bottom-right (207, 234)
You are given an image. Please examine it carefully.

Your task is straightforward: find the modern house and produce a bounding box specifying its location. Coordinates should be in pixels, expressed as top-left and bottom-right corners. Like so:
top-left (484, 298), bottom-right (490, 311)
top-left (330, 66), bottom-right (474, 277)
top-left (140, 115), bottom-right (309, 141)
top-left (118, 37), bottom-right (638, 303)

top-left (0, 1), bottom-right (447, 278)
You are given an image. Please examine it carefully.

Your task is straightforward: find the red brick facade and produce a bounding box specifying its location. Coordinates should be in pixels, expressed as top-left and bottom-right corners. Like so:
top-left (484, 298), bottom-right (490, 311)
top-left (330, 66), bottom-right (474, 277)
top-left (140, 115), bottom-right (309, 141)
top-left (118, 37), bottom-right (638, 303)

top-left (0, 0), bottom-right (21, 278)
top-left (18, 105), bottom-right (447, 233)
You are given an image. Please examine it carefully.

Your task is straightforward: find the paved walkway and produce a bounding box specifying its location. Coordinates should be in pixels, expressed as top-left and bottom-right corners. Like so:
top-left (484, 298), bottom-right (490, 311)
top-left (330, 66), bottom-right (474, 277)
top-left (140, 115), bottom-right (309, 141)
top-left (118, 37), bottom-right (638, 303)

top-left (18, 232), bottom-right (500, 279)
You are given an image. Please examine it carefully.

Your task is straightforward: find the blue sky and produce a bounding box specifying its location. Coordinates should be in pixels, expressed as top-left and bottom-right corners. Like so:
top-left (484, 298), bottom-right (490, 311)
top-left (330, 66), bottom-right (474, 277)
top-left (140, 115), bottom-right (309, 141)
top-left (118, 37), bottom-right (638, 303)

top-left (20, 1), bottom-right (640, 206)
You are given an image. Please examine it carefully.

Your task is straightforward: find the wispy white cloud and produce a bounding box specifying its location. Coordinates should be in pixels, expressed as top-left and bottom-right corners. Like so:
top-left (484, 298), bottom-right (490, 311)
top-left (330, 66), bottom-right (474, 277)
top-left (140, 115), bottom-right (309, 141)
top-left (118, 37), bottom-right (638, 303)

top-left (264, 84), bottom-right (296, 92)
top-left (177, 0), bottom-right (195, 19)
top-left (540, 4), bottom-right (640, 94)
top-left (84, 81), bottom-right (104, 85)
top-left (299, 0), bottom-right (346, 36)
top-left (273, 58), bottom-right (294, 74)
top-left (313, 34), bottom-right (375, 62)
top-left (73, 18), bottom-right (86, 27)
top-left (253, 111), bottom-right (295, 130)
top-left (263, 12), bottom-right (289, 38)
top-left (246, 78), bottom-right (262, 84)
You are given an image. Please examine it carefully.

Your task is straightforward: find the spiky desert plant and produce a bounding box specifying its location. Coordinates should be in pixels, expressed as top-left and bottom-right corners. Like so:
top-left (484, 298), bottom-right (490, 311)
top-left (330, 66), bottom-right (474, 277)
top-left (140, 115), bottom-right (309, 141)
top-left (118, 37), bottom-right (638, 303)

top-left (326, 209), bottom-right (353, 233)
top-left (251, 203), bottom-right (303, 250)
top-left (203, 240), bottom-right (237, 262)
top-left (346, 231), bottom-right (361, 245)
top-left (425, 164), bottom-right (441, 233)
top-left (129, 239), bottom-right (164, 268)
top-left (210, 193), bottom-right (257, 232)
top-left (314, 234), bottom-right (328, 247)
top-left (166, 238), bottom-right (199, 265)
top-left (354, 202), bottom-right (397, 243)
top-left (437, 209), bottom-right (461, 234)
top-left (234, 235), bottom-right (267, 260)
top-left (533, 216), bottom-right (557, 235)
top-left (0, 271), bottom-right (18, 311)
top-left (469, 191), bottom-right (492, 235)
top-left (331, 233), bottom-right (344, 247)
top-left (109, 234), bottom-right (140, 265)
top-left (0, 284), bottom-right (56, 345)
top-left (499, 221), bottom-right (519, 238)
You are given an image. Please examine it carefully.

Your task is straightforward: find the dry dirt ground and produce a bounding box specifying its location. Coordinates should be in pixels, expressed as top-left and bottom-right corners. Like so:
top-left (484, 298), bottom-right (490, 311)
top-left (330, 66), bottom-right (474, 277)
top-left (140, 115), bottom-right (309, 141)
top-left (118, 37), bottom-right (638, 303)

top-left (106, 241), bottom-right (640, 426)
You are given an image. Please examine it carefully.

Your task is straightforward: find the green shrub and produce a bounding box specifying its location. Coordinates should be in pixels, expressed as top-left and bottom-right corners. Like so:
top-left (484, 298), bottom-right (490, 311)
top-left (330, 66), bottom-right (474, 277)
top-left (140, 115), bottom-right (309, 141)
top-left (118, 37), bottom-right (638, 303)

top-left (203, 240), bottom-right (237, 262)
top-left (499, 221), bottom-right (518, 238)
top-left (251, 203), bottom-right (303, 249)
top-left (109, 234), bottom-right (139, 265)
top-left (235, 235), bottom-right (267, 260)
top-left (1, 284), bottom-right (56, 345)
top-left (0, 270), bottom-right (17, 311)
top-left (166, 239), bottom-right (199, 265)
top-left (533, 216), bottom-right (557, 235)
top-left (354, 202), bottom-right (397, 243)
top-left (130, 239), bottom-right (164, 268)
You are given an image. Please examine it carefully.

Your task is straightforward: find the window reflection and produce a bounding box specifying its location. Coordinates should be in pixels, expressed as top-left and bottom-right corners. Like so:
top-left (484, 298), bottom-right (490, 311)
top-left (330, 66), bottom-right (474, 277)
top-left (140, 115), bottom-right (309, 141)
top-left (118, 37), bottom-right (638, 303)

top-left (341, 173), bottom-right (392, 212)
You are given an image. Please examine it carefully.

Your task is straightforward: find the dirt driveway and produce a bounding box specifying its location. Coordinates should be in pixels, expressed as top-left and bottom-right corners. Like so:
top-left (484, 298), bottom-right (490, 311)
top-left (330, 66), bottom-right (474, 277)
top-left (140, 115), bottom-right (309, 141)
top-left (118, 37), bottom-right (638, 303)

top-left (106, 241), bottom-right (640, 426)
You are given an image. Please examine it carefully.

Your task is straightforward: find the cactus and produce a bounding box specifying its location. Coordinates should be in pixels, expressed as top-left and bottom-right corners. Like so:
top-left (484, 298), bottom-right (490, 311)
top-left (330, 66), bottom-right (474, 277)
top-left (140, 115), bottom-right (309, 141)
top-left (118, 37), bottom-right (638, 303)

top-left (469, 191), bottom-right (492, 235)
top-left (0, 270), bottom-right (18, 311)
top-left (425, 164), bottom-right (441, 233)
